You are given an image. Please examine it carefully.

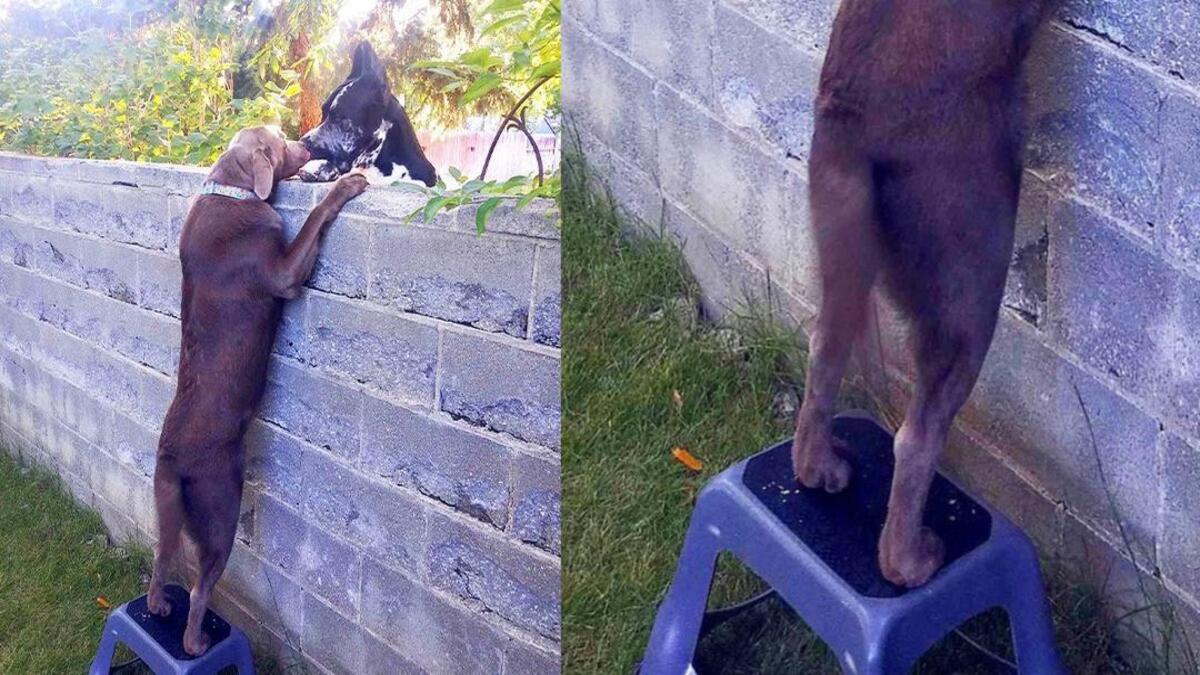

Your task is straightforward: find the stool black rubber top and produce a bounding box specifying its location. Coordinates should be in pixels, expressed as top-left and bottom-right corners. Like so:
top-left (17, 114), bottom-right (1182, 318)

top-left (742, 416), bottom-right (992, 598)
top-left (124, 585), bottom-right (232, 661)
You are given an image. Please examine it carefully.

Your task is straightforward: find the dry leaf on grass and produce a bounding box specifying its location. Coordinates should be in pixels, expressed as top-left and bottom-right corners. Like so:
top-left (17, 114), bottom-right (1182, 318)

top-left (671, 446), bottom-right (703, 472)
top-left (96, 596), bottom-right (111, 610)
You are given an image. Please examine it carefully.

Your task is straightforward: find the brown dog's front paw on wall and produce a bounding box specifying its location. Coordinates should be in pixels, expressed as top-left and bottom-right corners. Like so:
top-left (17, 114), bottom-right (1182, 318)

top-left (333, 171), bottom-right (370, 201)
top-left (879, 526), bottom-right (946, 588)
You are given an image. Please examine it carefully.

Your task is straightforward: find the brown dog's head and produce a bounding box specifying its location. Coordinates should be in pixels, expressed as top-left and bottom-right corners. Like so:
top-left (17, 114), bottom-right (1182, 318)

top-left (208, 126), bottom-right (311, 199)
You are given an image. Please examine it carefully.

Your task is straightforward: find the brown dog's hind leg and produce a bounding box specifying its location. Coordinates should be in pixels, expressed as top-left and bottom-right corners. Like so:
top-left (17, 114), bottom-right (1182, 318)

top-left (793, 126), bottom-right (880, 493)
top-left (148, 465), bottom-right (184, 616)
top-left (181, 470), bottom-right (242, 656)
top-left (879, 325), bottom-right (992, 587)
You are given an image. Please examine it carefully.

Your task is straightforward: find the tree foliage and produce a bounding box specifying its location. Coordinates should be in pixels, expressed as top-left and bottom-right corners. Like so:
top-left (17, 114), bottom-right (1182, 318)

top-left (0, 0), bottom-right (561, 228)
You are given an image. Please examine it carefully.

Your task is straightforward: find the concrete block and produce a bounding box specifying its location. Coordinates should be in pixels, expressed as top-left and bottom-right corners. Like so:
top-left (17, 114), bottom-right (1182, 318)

top-left (330, 184), bottom-right (425, 221)
top-left (940, 427), bottom-right (1063, 552)
top-left (1057, 0), bottom-right (1200, 82)
top-left (562, 19), bottom-right (660, 177)
top-left (166, 195), bottom-right (191, 255)
top-left (713, 3), bottom-right (822, 161)
top-left (136, 370), bottom-right (175, 433)
top-left (359, 559), bottom-right (507, 675)
top-left (439, 332), bottom-right (560, 449)
top-left (0, 216), bottom-right (35, 268)
top-left (261, 359), bottom-right (363, 462)
top-left (137, 250), bottom-right (182, 318)
top-left (304, 294), bottom-right (438, 406)
top-left (54, 181), bottom-right (170, 250)
top-left (256, 494), bottom-right (362, 616)
top-left (1162, 434), bottom-right (1200, 601)
top-left (31, 227), bottom-right (139, 304)
top-left (105, 301), bottom-right (180, 376)
top-left (269, 179), bottom-right (317, 211)
top-left (106, 411), bottom-right (158, 479)
top-left (626, 0), bottom-right (715, 102)
top-left (604, 148), bottom-right (665, 231)
top-left (218, 543), bottom-right (305, 650)
top-left (531, 244), bottom-right (561, 348)
top-left (1005, 177), bottom-right (1051, 325)
top-left (40, 415), bottom-right (93, 480)
top-left (369, 224), bottom-right (535, 338)
top-left (74, 159), bottom-right (207, 195)
top-left (0, 172), bottom-right (11, 218)
top-left (1048, 200), bottom-right (1200, 436)
top-left (655, 85), bottom-right (799, 268)
top-left (426, 511), bottom-right (561, 639)
top-left (244, 420), bottom-right (304, 507)
top-left (505, 639), bottom-right (561, 675)
top-left (721, 0), bottom-right (839, 53)
top-left (448, 199), bottom-right (561, 241)
top-left (301, 594), bottom-right (369, 675)
top-left (1157, 93), bottom-right (1200, 269)
top-left (308, 215), bottom-right (370, 298)
top-left (361, 396), bottom-right (513, 529)
top-left (273, 292), bottom-right (308, 361)
top-left (562, 0), bottom-right (630, 52)
top-left (964, 315), bottom-right (1161, 555)
top-left (1025, 28), bottom-right (1162, 236)
top-left (511, 451), bottom-right (561, 555)
top-left (8, 174), bottom-right (53, 223)
top-left (662, 201), bottom-right (769, 320)
top-left (300, 449), bottom-right (427, 573)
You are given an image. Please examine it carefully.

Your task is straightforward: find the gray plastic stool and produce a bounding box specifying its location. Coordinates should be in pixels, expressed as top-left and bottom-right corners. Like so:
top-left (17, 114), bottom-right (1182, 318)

top-left (90, 585), bottom-right (255, 675)
top-left (642, 413), bottom-right (1065, 674)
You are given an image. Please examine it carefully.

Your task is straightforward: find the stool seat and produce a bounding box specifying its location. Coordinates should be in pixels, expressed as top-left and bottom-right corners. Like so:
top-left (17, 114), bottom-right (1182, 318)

top-left (90, 585), bottom-right (255, 675)
top-left (642, 413), bottom-right (1065, 674)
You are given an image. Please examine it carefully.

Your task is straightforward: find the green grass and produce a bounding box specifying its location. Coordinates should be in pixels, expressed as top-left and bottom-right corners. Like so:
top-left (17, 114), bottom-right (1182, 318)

top-left (0, 450), bottom-right (151, 673)
top-left (560, 165), bottom-right (1178, 674)
top-left (0, 451), bottom-right (304, 674)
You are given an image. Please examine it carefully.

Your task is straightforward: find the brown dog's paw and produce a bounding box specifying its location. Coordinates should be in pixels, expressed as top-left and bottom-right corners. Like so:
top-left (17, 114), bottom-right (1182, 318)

top-left (147, 593), bottom-right (172, 617)
top-left (792, 431), bottom-right (852, 493)
top-left (333, 171), bottom-right (370, 200)
top-left (879, 527), bottom-right (945, 588)
top-left (183, 630), bottom-right (211, 657)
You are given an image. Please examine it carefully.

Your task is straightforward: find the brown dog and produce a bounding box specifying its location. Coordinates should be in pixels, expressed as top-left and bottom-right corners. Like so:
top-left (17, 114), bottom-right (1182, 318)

top-left (147, 127), bottom-right (367, 655)
top-left (793, 1), bottom-right (1049, 587)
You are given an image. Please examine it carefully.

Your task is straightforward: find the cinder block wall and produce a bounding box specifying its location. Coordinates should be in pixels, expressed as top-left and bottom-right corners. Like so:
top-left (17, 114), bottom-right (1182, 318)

top-left (564, 0), bottom-right (1200, 628)
top-left (0, 152), bottom-right (561, 673)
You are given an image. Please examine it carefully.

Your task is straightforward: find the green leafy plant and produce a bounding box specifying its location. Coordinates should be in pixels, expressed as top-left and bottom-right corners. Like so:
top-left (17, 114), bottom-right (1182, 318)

top-left (409, 0), bottom-right (562, 230)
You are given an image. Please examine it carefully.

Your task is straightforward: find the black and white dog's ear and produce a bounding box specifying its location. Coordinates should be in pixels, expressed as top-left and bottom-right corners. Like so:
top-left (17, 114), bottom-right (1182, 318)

top-left (350, 42), bottom-right (389, 89)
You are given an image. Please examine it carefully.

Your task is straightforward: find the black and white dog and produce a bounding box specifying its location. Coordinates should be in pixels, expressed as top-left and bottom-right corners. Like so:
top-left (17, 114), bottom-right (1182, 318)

top-left (299, 42), bottom-right (437, 186)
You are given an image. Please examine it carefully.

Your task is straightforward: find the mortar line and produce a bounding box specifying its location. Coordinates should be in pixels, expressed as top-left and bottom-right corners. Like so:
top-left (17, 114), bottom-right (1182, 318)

top-left (432, 327), bottom-right (445, 411)
top-left (525, 245), bottom-right (540, 340)
top-left (238, 499), bottom-right (561, 652)
top-left (260, 418), bottom-right (560, 565)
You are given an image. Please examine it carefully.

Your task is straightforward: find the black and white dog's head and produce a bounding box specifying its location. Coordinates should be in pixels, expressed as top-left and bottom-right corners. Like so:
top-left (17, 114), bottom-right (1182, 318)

top-left (298, 42), bottom-right (437, 186)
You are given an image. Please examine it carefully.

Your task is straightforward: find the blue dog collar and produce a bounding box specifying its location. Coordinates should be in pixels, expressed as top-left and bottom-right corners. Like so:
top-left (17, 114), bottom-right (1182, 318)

top-left (199, 181), bottom-right (257, 200)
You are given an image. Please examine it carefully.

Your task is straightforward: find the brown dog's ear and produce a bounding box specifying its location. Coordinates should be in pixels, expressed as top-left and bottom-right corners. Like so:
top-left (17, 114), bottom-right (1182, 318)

top-left (251, 148), bottom-right (273, 200)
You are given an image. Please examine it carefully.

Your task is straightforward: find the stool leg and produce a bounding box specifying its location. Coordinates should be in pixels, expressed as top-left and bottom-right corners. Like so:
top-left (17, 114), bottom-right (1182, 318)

top-left (641, 521), bottom-right (720, 674)
top-left (88, 616), bottom-right (120, 675)
top-left (234, 636), bottom-right (256, 674)
top-left (1006, 554), bottom-right (1067, 675)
